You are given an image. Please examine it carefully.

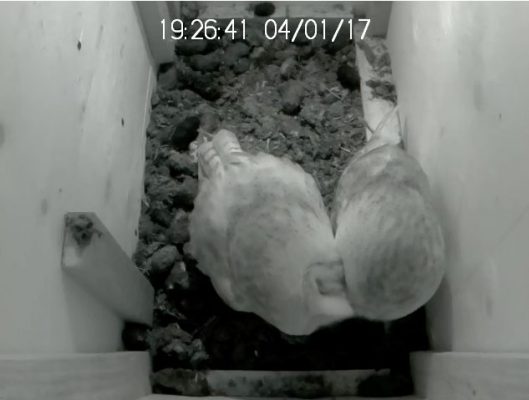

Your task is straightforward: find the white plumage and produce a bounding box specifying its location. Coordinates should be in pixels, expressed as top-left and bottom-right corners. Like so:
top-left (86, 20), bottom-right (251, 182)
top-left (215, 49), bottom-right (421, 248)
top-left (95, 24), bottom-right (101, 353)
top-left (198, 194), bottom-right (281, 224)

top-left (189, 129), bottom-right (354, 335)
top-left (332, 106), bottom-right (445, 321)
top-left (189, 121), bottom-right (445, 335)
top-left (333, 143), bottom-right (445, 321)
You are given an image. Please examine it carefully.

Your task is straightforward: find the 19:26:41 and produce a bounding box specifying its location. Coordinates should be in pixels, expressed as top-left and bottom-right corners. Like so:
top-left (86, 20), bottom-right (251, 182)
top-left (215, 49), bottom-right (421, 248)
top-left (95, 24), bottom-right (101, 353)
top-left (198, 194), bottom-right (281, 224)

top-left (161, 19), bottom-right (246, 41)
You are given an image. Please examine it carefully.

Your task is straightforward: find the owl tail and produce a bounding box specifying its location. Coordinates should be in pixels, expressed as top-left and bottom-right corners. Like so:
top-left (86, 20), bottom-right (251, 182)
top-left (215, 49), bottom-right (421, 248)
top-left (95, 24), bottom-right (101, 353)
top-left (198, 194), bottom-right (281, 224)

top-left (197, 129), bottom-right (245, 181)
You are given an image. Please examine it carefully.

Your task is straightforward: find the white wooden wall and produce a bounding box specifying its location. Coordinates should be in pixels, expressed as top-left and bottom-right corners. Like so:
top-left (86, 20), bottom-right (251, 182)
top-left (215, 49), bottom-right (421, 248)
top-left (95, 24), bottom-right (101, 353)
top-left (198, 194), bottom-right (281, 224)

top-left (388, 2), bottom-right (529, 352)
top-left (0, 2), bottom-right (155, 354)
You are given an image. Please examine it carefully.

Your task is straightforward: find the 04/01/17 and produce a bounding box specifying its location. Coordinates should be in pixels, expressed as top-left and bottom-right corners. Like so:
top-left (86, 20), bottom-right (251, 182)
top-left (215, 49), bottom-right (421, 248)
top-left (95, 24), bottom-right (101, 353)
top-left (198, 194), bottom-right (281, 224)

top-left (263, 18), bottom-right (370, 43)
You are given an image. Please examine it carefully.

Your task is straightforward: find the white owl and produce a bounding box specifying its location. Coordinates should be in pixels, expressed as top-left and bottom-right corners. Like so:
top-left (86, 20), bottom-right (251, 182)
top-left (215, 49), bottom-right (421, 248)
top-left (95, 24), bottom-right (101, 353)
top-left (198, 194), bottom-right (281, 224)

top-left (189, 113), bottom-right (445, 335)
top-left (189, 129), bottom-right (354, 335)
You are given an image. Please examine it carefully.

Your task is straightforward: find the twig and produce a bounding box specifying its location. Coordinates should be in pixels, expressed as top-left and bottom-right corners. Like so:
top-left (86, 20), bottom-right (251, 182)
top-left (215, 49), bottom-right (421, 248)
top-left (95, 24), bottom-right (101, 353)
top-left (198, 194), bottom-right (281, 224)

top-left (327, 86), bottom-right (343, 101)
top-left (192, 315), bottom-right (218, 337)
top-left (358, 116), bottom-right (375, 133)
top-left (141, 196), bottom-right (150, 208)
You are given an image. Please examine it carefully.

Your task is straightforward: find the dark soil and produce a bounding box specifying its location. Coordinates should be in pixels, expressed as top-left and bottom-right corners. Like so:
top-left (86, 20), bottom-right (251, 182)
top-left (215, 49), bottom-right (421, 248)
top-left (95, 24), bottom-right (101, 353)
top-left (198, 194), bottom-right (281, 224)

top-left (127, 14), bottom-right (427, 396)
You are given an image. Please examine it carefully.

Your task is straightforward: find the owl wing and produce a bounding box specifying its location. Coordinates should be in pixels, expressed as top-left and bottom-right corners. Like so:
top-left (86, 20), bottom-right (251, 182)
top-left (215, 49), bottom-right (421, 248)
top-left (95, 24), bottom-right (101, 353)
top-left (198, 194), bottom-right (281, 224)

top-left (333, 143), bottom-right (445, 321)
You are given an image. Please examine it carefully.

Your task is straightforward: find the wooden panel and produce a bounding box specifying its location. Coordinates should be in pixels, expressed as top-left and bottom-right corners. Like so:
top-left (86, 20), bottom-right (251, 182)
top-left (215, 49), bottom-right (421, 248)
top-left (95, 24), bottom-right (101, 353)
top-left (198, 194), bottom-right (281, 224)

top-left (136, 2), bottom-right (175, 65)
top-left (0, 2), bottom-right (154, 353)
top-left (412, 351), bottom-right (529, 400)
top-left (354, 24), bottom-right (401, 146)
top-left (198, 2), bottom-right (354, 19)
top-left (62, 212), bottom-right (154, 325)
top-left (206, 369), bottom-right (381, 397)
top-left (152, 368), bottom-right (391, 397)
top-left (0, 352), bottom-right (151, 400)
top-left (365, 2), bottom-right (393, 38)
top-left (140, 396), bottom-right (420, 400)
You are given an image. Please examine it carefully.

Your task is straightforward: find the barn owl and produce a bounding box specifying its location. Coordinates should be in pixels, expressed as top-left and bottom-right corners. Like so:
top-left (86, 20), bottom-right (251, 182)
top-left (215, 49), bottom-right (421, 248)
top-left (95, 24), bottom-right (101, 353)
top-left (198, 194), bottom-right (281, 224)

top-left (189, 114), bottom-right (445, 335)
top-left (332, 108), bottom-right (445, 322)
top-left (189, 129), bottom-right (354, 335)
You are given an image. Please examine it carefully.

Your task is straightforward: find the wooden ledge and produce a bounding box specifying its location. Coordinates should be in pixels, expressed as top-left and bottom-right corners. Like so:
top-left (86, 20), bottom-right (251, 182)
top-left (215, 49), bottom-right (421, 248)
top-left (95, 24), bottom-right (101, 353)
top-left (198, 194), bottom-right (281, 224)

top-left (412, 351), bottom-right (529, 400)
top-left (140, 396), bottom-right (420, 400)
top-left (354, 24), bottom-right (401, 146)
top-left (152, 368), bottom-right (391, 397)
top-left (62, 212), bottom-right (154, 325)
top-left (0, 352), bottom-right (151, 400)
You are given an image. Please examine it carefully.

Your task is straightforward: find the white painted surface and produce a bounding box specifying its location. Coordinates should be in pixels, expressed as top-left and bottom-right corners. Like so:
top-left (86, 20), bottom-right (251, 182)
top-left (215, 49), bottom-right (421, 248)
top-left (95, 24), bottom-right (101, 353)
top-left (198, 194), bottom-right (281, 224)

top-left (0, 351), bottom-right (151, 400)
top-left (196, 1), bottom-right (353, 19)
top-left (62, 213), bottom-right (154, 325)
top-left (412, 351), bottom-right (529, 400)
top-left (137, 2), bottom-right (175, 64)
top-left (0, 3), bottom-right (155, 353)
top-left (387, 3), bottom-right (529, 351)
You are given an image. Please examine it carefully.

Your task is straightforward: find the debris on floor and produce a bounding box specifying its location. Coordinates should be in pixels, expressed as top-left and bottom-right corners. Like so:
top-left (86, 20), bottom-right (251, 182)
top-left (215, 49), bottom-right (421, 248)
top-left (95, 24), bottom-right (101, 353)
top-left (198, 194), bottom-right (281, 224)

top-left (152, 368), bottom-right (379, 398)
